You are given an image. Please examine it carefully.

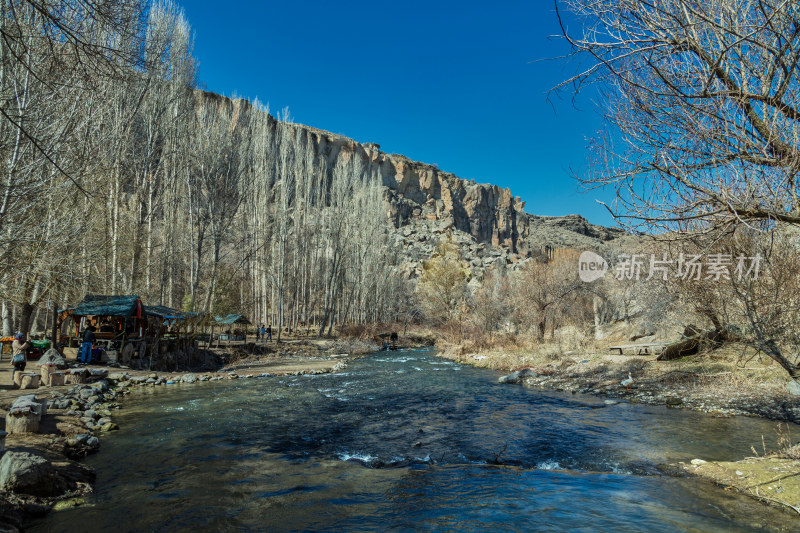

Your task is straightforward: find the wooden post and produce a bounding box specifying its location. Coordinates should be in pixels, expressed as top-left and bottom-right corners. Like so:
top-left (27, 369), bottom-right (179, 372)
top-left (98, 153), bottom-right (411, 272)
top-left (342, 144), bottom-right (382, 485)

top-left (51, 305), bottom-right (58, 348)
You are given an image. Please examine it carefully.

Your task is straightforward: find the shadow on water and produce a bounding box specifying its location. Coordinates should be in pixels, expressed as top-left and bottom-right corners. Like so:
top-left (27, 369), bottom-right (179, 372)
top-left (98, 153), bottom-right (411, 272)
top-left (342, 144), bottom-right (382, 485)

top-left (30, 349), bottom-right (800, 532)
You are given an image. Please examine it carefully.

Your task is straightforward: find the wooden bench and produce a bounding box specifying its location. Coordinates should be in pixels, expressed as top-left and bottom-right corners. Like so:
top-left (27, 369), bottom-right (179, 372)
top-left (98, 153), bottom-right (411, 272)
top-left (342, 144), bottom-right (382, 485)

top-left (608, 343), bottom-right (665, 356)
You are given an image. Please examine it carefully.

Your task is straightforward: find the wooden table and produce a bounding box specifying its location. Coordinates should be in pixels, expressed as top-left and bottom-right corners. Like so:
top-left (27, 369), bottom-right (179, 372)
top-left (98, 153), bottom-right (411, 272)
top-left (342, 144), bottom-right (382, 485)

top-left (608, 343), bottom-right (665, 356)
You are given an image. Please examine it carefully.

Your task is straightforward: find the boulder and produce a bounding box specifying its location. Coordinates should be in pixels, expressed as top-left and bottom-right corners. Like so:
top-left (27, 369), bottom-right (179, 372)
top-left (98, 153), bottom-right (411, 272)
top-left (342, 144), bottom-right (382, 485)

top-left (89, 369), bottom-right (108, 379)
top-left (181, 373), bottom-right (198, 384)
top-left (665, 396), bottom-right (683, 407)
top-left (0, 451), bottom-right (65, 496)
top-left (67, 369), bottom-right (89, 384)
top-left (787, 381), bottom-right (800, 396)
top-left (90, 379), bottom-right (110, 392)
top-left (37, 348), bottom-right (66, 368)
top-left (498, 368), bottom-right (537, 384)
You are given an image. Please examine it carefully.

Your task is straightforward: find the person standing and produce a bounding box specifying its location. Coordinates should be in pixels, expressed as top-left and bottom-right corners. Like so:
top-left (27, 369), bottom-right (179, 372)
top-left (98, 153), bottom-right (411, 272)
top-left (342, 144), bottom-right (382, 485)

top-left (255, 325), bottom-right (261, 343)
top-left (266, 325), bottom-right (272, 342)
top-left (79, 325), bottom-right (96, 364)
top-left (260, 324), bottom-right (266, 343)
top-left (11, 332), bottom-right (29, 386)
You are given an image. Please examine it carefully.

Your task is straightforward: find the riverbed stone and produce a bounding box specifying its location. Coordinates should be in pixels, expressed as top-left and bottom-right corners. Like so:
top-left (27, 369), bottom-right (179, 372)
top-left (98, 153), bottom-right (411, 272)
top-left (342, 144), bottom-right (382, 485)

top-left (0, 451), bottom-right (64, 496)
top-left (53, 497), bottom-right (86, 511)
top-left (181, 373), bottom-right (198, 384)
top-left (498, 369), bottom-right (537, 384)
top-left (665, 396), bottom-right (683, 407)
top-left (90, 380), bottom-right (109, 392)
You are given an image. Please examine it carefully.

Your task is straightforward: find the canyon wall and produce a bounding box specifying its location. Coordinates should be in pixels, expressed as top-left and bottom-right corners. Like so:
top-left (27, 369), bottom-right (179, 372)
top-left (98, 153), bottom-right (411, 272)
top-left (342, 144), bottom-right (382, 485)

top-left (201, 90), bottom-right (624, 255)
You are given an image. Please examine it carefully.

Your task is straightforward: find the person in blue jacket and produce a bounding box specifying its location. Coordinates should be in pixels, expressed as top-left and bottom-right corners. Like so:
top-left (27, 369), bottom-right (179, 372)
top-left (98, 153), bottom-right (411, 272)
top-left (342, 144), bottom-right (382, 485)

top-left (78, 325), bottom-right (96, 364)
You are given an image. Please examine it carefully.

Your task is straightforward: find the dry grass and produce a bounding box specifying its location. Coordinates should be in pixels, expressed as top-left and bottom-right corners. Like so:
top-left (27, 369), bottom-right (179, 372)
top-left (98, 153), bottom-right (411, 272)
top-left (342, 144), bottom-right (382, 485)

top-left (444, 329), bottom-right (792, 404)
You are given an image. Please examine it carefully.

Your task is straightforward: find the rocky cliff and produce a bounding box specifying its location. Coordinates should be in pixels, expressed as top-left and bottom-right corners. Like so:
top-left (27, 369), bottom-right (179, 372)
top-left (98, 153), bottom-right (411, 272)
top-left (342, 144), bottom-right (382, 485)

top-left (200, 90), bottom-right (624, 260)
top-left (280, 120), bottom-right (624, 256)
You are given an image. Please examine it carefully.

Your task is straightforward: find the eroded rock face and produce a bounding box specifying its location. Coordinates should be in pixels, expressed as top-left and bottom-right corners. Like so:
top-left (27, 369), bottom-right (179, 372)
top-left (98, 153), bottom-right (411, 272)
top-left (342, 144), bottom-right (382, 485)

top-left (195, 90), bottom-right (624, 261)
top-left (0, 451), bottom-right (64, 496)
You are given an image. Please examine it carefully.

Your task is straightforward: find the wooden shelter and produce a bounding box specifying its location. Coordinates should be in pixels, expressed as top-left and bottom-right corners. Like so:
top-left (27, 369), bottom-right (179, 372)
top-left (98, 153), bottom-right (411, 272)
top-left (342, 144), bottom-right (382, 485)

top-left (204, 314), bottom-right (250, 346)
top-left (58, 294), bottom-right (146, 350)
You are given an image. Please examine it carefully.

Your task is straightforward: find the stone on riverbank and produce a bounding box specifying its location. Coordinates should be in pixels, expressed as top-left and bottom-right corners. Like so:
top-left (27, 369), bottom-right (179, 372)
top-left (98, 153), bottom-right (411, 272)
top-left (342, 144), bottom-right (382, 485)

top-left (786, 381), bottom-right (800, 396)
top-left (498, 369), bottom-right (537, 384)
top-left (0, 452), bottom-right (64, 496)
top-left (181, 373), bottom-right (197, 383)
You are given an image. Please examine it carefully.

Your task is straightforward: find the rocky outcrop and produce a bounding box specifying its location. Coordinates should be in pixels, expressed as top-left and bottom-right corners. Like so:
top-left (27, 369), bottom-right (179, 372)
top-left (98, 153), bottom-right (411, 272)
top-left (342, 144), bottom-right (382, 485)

top-left (197, 90), bottom-right (624, 259)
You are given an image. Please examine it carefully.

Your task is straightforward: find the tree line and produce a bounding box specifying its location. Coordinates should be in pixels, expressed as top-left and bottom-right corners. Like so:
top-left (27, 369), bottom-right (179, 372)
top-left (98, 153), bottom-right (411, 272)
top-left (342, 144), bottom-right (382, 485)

top-left (0, 0), bottom-right (403, 338)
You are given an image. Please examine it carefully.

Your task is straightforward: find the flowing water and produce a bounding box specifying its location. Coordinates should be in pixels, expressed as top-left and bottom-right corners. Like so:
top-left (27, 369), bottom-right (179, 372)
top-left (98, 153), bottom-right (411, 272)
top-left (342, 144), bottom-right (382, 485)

top-left (31, 349), bottom-right (799, 531)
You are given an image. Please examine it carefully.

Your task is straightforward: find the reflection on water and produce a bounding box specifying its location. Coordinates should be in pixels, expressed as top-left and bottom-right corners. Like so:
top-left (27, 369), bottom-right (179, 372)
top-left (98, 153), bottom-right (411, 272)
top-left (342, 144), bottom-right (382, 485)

top-left (31, 349), bottom-right (799, 532)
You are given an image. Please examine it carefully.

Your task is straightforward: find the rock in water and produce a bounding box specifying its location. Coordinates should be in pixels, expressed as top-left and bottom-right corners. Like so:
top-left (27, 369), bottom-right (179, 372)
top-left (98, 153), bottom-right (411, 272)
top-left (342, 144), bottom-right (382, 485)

top-left (181, 373), bottom-right (198, 384)
top-left (0, 451), bottom-right (64, 496)
top-left (665, 396), bottom-right (683, 407)
top-left (787, 381), bottom-right (800, 396)
top-left (498, 368), bottom-right (537, 384)
top-left (37, 348), bottom-right (66, 368)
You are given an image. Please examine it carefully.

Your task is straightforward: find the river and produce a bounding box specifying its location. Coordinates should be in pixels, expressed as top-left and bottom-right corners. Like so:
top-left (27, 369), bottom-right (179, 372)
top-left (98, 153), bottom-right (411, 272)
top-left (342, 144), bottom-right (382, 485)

top-left (31, 349), bottom-right (799, 531)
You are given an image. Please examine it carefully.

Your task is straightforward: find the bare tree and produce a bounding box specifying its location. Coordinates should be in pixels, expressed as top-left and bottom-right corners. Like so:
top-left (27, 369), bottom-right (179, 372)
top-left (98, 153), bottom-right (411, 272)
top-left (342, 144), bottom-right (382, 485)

top-left (557, 1), bottom-right (800, 381)
top-left (556, 0), bottom-right (800, 232)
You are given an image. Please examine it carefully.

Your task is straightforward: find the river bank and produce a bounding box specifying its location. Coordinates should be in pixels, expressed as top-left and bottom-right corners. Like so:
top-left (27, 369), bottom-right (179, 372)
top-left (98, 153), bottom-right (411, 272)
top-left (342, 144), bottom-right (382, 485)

top-left (0, 339), bottom-right (354, 532)
top-left (439, 342), bottom-right (800, 422)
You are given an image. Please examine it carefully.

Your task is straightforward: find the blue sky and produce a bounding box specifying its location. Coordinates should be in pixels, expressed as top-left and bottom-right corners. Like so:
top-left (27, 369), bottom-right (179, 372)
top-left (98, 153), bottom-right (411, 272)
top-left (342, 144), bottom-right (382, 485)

top-left (180, 0), bottom-right (615, 226)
